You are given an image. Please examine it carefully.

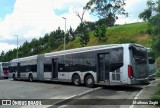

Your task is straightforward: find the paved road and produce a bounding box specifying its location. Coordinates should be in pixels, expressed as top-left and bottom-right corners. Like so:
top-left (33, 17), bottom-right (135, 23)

top-left (0, 79), bottom-right (151, 108)
top-left (52, 85), bottom-right (147, 108)
top-left (0, 79), bottom-right (96, 108)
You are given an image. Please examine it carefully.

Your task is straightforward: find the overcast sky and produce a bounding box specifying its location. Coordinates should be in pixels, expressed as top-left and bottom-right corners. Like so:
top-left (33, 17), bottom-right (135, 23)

top-left (0, 0), bottom-right (148, 53)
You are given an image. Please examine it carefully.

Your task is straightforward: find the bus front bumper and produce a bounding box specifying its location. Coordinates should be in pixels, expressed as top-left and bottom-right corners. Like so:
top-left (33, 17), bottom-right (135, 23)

top-left (149, 74), bottom-right (156, 80)
top-left (131, 77), bottom-right (149, 84)
top-left (0, 74), bottom-right (9, 78)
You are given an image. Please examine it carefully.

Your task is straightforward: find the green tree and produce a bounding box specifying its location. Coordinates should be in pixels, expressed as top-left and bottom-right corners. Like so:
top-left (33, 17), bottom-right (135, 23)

top-left (1, 51), bottom-right (5, 56)
top-left (21, 41), bottom-right (30, 56)
top-left (149, 0), bottom-right (160, 56)
top-left (79, 30), bottom-right (89, 47)
top-left (139, 0), bottom-right (155, 21)
top-left (149, 14), bottom-right (160, 56)
top-left (0, 51), bottom-right (5, 61)
top-left (76, 23), bottom-right (90, 47)
top-left (29, 38), bottom-right (41, 54)
top-left (85, 0), bottom-right (128, 25)
top-left (68, 26), bottom-right (75, 41)
top-left (3, 50), bottom-right (14, 61)
top-left (49, 27), bottom-right (64, 49)
top-left (96, 18), bottom-right (115, 27)
top-left (94, 24), bottom-right (107, 41)
top-left (140, 0), bottom-right (160, 56)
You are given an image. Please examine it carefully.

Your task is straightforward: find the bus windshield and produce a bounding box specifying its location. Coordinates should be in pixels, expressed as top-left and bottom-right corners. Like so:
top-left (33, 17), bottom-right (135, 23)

top-left (132, 46), bottom-right (147, 64)
top-left (2, 63), bottom-right (10, 67)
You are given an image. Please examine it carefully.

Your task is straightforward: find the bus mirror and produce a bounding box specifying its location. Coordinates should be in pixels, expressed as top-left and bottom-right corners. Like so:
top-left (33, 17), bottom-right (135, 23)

top-left (129, 46), bottom-right (132, 50)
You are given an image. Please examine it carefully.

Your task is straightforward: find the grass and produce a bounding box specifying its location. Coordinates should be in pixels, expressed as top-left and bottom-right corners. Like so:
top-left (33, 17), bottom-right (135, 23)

top-left (105, 22), bottom-right (151, 47)
top-left (156, 57), bottom-right (160, 69)
top-left (53, 22), bottom-right (151, 52)
top-left (107, 22), bottom-right (148, 36)
top-left (156, 71), bottom-right (160, 77)
top-left (151, 71), bottom-right (160, 106)
top-left (87, 22), bottom-right (152, 47)
top-left (66, 37), bottom-right (82, 49)
top-left (151, 82), bottom-right (160, 105)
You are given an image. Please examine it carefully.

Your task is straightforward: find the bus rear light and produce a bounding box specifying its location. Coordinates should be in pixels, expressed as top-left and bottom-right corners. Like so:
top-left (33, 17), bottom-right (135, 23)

top-left (3, 69), bottom-right (9, 75)
top-left (128, 65), bottom-right (133, 79)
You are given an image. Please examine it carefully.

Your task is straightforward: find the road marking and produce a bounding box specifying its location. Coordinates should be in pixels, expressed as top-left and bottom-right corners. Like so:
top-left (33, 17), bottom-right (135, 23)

top-left (129, 79), bottom-right (158, 108)
top-left (48, 87), bottom-right (102, 108)
top-left (58, 105), bottom-right (68, 108)
top-left (19, 87), bottom-right (101, 108)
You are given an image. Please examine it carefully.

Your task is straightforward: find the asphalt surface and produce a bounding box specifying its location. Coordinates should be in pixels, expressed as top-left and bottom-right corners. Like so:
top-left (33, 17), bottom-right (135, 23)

top-left (0, 78), bottom-right (96, 108)
top-left (51, 85), bottom-right (145, 108)
top-left (134, 79), bottom-right (160, 108)
top-left (0, 78), bottom-right (156, 108)
top-left (50, 80), bottom-right (159, 108)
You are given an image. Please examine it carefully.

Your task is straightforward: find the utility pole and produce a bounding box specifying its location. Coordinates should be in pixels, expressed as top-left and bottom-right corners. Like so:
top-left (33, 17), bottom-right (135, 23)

top-left (62, 17), bottom-right (66, 50)
top-left (14, 35), bottom-right (18, 58)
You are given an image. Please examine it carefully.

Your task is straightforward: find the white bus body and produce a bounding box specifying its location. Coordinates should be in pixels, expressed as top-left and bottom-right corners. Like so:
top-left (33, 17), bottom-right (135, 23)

top-left (0, 62), bottom-right (10, 79)
top-left (10, 44), bottom-right (149, 87)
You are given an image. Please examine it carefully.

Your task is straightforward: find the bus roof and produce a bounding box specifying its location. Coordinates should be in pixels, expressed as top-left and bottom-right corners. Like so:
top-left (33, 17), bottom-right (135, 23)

top-left (10, 43), bottom-right (144, 62)
top-left (44, 44), bottom-right (122, 57)
top-left (10, 55), bottom-right (38, 63)
top-left (0, 62), bottom-right (10, 65)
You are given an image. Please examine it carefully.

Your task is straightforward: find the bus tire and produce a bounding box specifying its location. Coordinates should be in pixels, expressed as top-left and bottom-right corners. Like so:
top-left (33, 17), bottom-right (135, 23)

top-left (4, 77), bottom-right (8, 79)
top-left (28, 74), bottom-right (33, 82)
top-left (85, 75), bottom-right (95, 88)
top-left (72, 74), bottom-right (81, 86)
top-left (13, 74), bottom-right (16, 80)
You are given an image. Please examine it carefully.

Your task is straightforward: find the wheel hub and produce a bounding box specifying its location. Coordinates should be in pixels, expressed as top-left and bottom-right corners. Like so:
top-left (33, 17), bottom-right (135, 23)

top-left (87, 78), bottom-right (92, 85)
top-left (74, 78), bottom-right (79, 84)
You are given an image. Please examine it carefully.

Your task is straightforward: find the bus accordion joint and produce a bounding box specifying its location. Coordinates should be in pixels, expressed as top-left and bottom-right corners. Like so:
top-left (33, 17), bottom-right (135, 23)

top-left (128, 65), bottom-right (133, 79)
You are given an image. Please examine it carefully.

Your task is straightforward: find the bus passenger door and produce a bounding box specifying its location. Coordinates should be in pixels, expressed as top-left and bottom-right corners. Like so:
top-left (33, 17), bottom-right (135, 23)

top-left (98, 53), bottom-right (110, 83)
top-left (17, 63), bottom-right (21, 78)
top-left (52, 58), bottom-right (58, 79)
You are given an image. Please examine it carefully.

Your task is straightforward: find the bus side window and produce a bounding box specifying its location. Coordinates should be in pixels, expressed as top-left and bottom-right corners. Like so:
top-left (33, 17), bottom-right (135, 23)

top-left (26, 66), bottom-right (30, 72)
top-left (110, 48), bottom-right (123, 71)
top-left (44, 64), bottom-right (52, 72)
top-left (72, 53), bottom-right (84, 72)
top-left (83, 52), bottom-right (96, 72)
top-left (64, 54), bottom-right (73, 72)
top-left (9, 66), bottom-right (16, 73)
top-left (30, 65), bottom-right (37, 72)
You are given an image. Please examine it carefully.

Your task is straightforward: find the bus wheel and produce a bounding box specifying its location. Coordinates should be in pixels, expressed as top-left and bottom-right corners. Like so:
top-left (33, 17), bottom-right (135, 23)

top-left (28, 74), bottom-right (33, 82)
top-left (4, 77), bottom-right (8, 79)
top-left (13, 74), bottom-right (16, 80)
top-left (85, 75), bottom-right (95, 88)
top-left (72, 74), bottom-right (81, 86)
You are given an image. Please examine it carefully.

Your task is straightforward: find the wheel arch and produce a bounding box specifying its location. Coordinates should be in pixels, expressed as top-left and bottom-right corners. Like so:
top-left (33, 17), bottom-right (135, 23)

top-left (12, 72), bottom-right (17, 78)
top-left (84, 73), bottom-right (93, 82)
top-left (28, 72), bottom-right (34, 81)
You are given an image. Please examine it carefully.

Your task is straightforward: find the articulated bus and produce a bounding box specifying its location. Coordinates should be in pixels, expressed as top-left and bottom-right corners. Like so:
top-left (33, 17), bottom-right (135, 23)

top-left (0, 62), bottom-right (10, 79)
top-left (147, 48), bottom-right (157, 80)
top-left (10, 43), bottom-right (149, 87)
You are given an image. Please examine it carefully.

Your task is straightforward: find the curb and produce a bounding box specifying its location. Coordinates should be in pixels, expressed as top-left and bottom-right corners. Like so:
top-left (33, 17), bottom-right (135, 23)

top-left (48, 87), bottom-right (102, 108)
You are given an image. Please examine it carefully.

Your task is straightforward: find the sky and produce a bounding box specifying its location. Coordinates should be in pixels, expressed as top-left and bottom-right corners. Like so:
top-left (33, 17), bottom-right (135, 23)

top-left (0, 0), bottom-right (148, 53)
